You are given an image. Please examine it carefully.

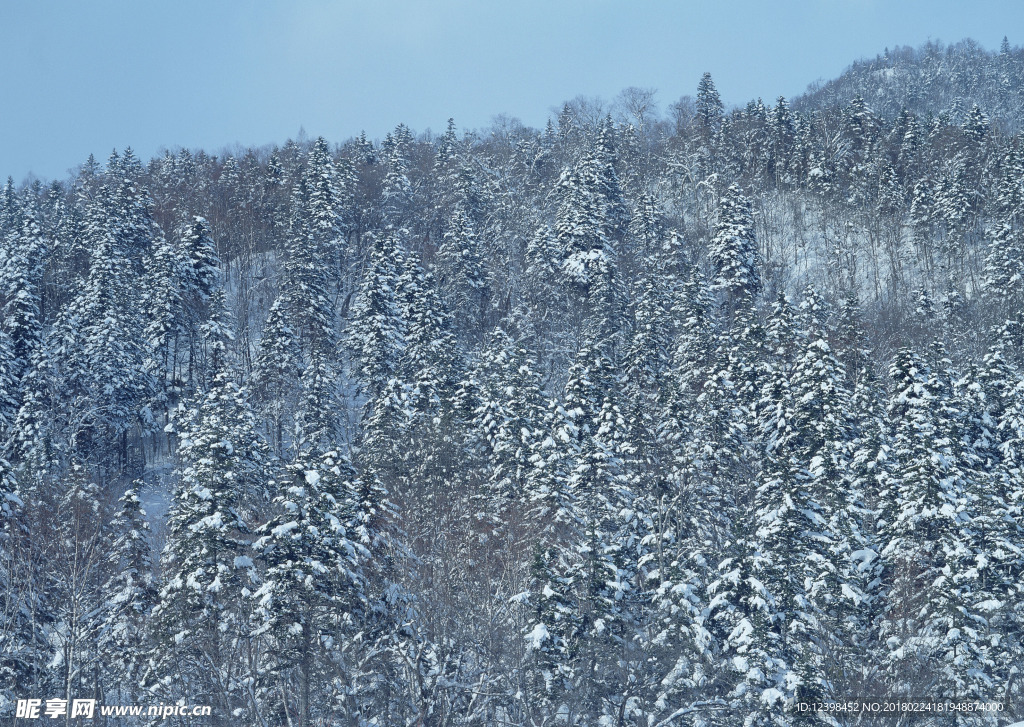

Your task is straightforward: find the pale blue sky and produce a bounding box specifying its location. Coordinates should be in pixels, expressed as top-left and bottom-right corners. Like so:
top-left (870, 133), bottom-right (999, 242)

top-left (1, 0), bottom-right (1021, 182)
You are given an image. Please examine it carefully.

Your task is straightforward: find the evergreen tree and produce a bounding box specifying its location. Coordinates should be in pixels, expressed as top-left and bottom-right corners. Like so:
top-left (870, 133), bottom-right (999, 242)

top-left (180, 215), bottom-right (221, 302)
top-left (877, 348), bottom-right (977, 701)
top-left (252, 363), bottom-right (366, 726)
top-left (0, 328), bottom-right (18, 441)
top-left (347, 234), bottom-right (405, 411)
top-left (147, 285), bottom-right (266, 715)
top-left (474, 328), bottom-right (548, 508)
top-left (284, 140), bottom-right (343, 355)
top-left (709, 184), bottom-right (761, 313)
top-left (142, 229), bottom-right (188, 413)
top-left (437, 205), bottom-right (488, 334)
top-left (696, 72), bottom-right (724, 132)
top-left (147, 351), bottom-right (266, 721)
top-left (50, 198), bottom-right (150, 468)
top-left (1, 215), bottom-right (44, 388)
top-left (595, 115), bottom-right (629, 234)
top-left (0, 457), bottom-right (41, 720)
top-left (381, 126), bottom-right (414, 227)
top-left (99, 484), bottom-right (156, 696)
top-left (252, 296), bottom-right (302, 453)
top-left (983, 222), bottom-right (1024, 310)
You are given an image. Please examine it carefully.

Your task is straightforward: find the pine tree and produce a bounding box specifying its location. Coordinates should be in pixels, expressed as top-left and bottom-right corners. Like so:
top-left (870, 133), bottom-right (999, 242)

top-left (622, 264), bottom-right (677, 497)
top-left (180, 215), bottom-right (221, 302)
top-left (709, 184), bottom-right (761, 313)
top-left (627, 192), bottom-right (664, 259)
top-left (554, 152), bottom-right (615, 308)
top-left (252, 364), bottom-right (366, 726)
top-left (142, 229), bottom-right (188, 414)
top-left (877, 348), bottom-right (975, 701)
top-left (147, 342), bottom-right (266, 720)
top-left (437, 205), bottom-right (488, 334)
top-left (983, 222), bottom-right (1024, 310)
top-left (9, 342), bottom-right (61, 472)
top-left (294, 344), bottom-right (338, 453)
top-left (595, 115), bottom-right (629, 234)
top-left (381, 126), bottom-right (414, 227)
top-left (769, 96), bottom-right (795, 187)
top-left (961, 104), bottom-right (990, 142)
top-left (252, 296), bottom-right (301, 453)
top-left (0, 455), bottom-right (40, 719)
top-left (146, 283), bottom-right (267, 716)
top-left (284, 140), bottom-right (343, 355)
top-left (524, 223), bottom-right (560, 311)
top-left (0, 328), bottom-right (18, 441)
top-left (524, 339), bottom-right (639, 722)
top-left (1, 215), bottom-right (44, 388)
top-left (347, 234), bottom-right (405, 411)
top-left (50, 197), bottom-right (150, 468)
top-left (99, 484), bottom-right (155, 696)
top-left (994, 143), bottom-right (1024, 225)
top-left (474, 328), bottom-right (549, 509)
top-left (390, 256), bottom-right (476, 538)
top-left (696, 72), bottom-right (724, 133)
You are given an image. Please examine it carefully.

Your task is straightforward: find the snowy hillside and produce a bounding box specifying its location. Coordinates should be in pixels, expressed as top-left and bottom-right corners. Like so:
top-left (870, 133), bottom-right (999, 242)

top-left (795, 37), bottom-right (1024, 130)
top-left (2, 37), bottom-right (1023, 726)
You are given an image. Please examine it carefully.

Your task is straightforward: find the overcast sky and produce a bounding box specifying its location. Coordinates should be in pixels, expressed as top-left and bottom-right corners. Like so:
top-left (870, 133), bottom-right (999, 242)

top-left (2, 0), bottom-right (1022, 182)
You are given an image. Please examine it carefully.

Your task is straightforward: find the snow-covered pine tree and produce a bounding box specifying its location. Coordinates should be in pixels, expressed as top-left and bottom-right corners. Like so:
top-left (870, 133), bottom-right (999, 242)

top-left (381, 126), bottom-right (414, 228)
top-left (523, 339), bottom-right (640, 723)
top-left (595, 115), bottom-right (629, 235)
top-left (877, 347), bottom-right (976, 703)
top-left (1, 214), bottom-right (44, 389)
top-left (146, 290), bottom-right (267, 722)
top-left (622, 260), bottom-right (677, 498)
top-left (252, 296), bottom-right (301, 453)
top-left (696, 72), bottom-right (724, 133)
top-left (0, 328), bottom-right (18, 441)
top-left (709, 183), bottom-right (761, 316)
top-left (983, 332), bottom-right (1024, 708)
top-left (626, 192), bottom-right (665, 260)
top-left (962, 104), bottom-right (990, 143)
top-left (347, 233), bottom-right (405, 413)
top-left (305, 136), bottom-right (349, 262)
top-left (473, 327), bottom-right (548, 509)
top-left (49, 194), bottom-right (150, 471)
top-left (294, 343), bottom-right (338, 453)
top-left (994, 142), bottom-right (1024, 225)
top-left (437, 205), bottom-right (488, 336)
top-left (284, 142), bottom-right (341, 356)
top-left (142, 228), bottom-right (188, 418)
top-left (524, 222), bottom-right (561, 313)
top-left (787, 288), bottom-right (863, 702)
top-left (983, 221), bottom-right (1024, 313)
top-left (98, 483), bottom-right (155, 699)
top-left (0, 454), bottom-right (40, 720)
top-left (252, 358), bottom-right (367, 726)
top-left (179, 215), bottom-right (221, 304)
top-left (949, 361), bottom-right (1019, 706)
top-left (553, 149), bottom-right (622, 332)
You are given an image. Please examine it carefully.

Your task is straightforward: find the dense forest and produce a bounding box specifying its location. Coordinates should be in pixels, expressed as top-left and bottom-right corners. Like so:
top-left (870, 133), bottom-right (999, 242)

top-left (2, 37), bottom-right (1024, 726)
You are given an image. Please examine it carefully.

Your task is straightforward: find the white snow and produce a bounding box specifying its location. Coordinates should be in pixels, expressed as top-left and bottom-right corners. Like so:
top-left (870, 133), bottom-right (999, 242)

top-left (526, 623), bottom-right (550, 649)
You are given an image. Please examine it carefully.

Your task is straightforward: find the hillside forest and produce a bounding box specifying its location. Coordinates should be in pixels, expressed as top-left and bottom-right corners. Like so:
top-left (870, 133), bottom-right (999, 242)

top-left (2, 37), bottom-right (1024, 726)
